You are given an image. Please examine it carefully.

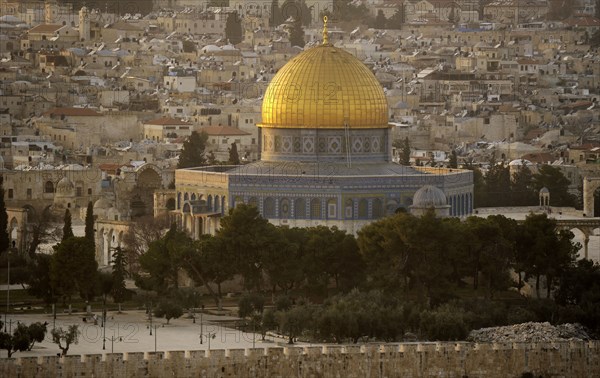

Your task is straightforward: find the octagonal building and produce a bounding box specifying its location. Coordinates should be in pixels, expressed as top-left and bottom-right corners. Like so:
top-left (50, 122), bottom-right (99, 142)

top-left (168, 23), bottom-right (473, 237)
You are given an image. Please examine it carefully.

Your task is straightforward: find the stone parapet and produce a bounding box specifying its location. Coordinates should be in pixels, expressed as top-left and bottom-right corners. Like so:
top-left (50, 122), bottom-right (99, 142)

top-left (1, 341), bottom-right (599, 377)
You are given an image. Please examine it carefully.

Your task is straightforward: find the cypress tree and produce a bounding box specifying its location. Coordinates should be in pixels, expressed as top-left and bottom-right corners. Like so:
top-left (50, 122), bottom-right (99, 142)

top-left (0, 178), bottom-right (9, 253)
top-left (62, 209), bottom-right (74, 241)
top-left (178, 131), bottom-right (208, 168)
top-left (228, 142), bottom-right (240, 165)
top-left (225, 11), bottom-right (243, 45)
top-left (289, 17), bottom-right (305, 47)
top-left (85, 201), bottom-right (94, 246)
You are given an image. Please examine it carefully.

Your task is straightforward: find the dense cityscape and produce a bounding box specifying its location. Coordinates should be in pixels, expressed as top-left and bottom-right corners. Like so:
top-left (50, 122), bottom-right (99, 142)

top-left (1, 0), bottom-right (600, 376)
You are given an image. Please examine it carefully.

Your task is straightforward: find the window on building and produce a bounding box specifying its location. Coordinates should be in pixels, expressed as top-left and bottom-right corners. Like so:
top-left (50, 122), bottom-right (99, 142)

top-left (7, 189), bottom-right (13, 199)
top-left (76, 187), bottom-right (82, 197)
top-left (310, 198), bottom-right (322, 219)
top-left (87, 188), bottom-right (92, 195)
top-left (44, 181), bottom-right (54, 193)
top-left (26, 188), bottom-right (32, 199)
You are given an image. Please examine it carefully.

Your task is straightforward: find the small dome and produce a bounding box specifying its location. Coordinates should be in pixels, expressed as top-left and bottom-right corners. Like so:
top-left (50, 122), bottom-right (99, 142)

top-left (539, 187), bottom-right (550, 194)
top-left (508, 159), bottom-right (533, 166)
top-left (56, 176), bottom-right (75, 194)
top-left (412, 185), bottom-right (447, 208)
top-left (94, 197), bottom-right (111, 209)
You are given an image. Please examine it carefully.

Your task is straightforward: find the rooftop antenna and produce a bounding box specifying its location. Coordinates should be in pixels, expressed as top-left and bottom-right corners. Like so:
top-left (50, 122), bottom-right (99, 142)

top-left (322, 16), bottom-right (329, 45)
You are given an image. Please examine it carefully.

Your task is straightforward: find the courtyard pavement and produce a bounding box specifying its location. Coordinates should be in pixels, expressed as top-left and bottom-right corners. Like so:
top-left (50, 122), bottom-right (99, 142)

top-left (0, 310), bottom-right (287, 358)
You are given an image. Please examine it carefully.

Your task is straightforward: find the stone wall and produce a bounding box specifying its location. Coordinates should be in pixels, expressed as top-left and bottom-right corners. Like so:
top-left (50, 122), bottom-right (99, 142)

top-left (1, 342), bottom-right (598, 377)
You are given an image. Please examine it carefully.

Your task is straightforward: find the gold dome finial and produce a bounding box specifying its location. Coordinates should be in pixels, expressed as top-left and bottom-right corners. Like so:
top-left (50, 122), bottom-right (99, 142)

top-left (322, 16), bottom-right (329, 45)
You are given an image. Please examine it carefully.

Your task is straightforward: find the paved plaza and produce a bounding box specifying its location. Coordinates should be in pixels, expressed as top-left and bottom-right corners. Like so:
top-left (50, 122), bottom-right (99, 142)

top-left (0, 310), bottom-right (281, 358)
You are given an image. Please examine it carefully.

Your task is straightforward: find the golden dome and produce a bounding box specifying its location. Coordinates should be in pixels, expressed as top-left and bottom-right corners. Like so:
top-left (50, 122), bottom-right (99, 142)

top-left (259, 44), bottom-right (389, 129)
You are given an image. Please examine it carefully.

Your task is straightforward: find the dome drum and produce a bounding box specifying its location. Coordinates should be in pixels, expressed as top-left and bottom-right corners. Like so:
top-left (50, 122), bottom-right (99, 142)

top-left (260, 127), bottom-right (391, 163)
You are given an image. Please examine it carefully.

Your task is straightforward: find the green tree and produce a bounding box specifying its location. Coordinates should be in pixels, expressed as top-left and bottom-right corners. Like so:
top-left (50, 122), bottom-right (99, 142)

top-left (448, 150), bottom-right (458, 169)
top-left (111, 247), bottom-right (131, 312)
top-left (555, 259), bottom-right (600, 333)
top-left (510, 163), bottom-right (536, 206)
top-left (23, 322), bottom-right (48, 351)
top-left (51, 325), bottom-right (79, 356)
top-left (447, 5), bottom-right (458, 24)
top-left (261, 227), bottom-right (304, 294)
top-left (373, 10), bottom-right (387, 29)
top-left (182, 235), bottom-right (235, 310)
top-left (85, 201), bottom-right (94, 245)
top-left (532, 165), bottom-right (577, 207)
top-left (0, 178), bottom-right (8, 253)
top-left (51, 237), bottom-right (98, 303)
top-left (137, 224), bottom-right (189, 292)
top-left (517, 214), bottom-right (578, 298)
top-left (238, 292), bottom-right (265, 318)
top-left (177, 131), bottom-right (208, 169)
top-left (27, 253), bottom-right (56, 305)
top-left (216, 204), bottom-right (278, 290)
top-left (0, 324), bottom-right (30, 358)
top-left (225, 11), bottom-right (243, 45)
top-left (400, 137), bottom-right (411, 165)
top-left (62, 208), bottom-right (74, 241)
top-left (387, 5), bottom-right (405, 30)
top-left (154, 300), bottom-right (183, 324)
top-left (484, 163), bottom-right (511, 206)
top-left (228, 142), bottom-right (240, 165)
top-left (276, 300), bottom-right (314, 344)
top-left (270, 0), bottom-right (283, 27)
top-left (419, 303), bottom-right (468, 341)
top-left (24, 205), bottom-right (58, 259)
top-left (289, 17), bottom-right (305, 47)
top-left (357, 212), bottom-right (416, 292)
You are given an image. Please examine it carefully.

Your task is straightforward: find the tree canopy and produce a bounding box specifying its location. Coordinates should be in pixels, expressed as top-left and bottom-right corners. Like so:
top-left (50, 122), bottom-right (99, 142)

top-left (177, 131), bottom-right (208, 169)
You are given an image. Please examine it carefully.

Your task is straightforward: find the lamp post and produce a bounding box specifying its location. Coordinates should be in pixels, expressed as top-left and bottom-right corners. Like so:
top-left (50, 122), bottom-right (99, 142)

top-left (4, 250), bottom-right (9, 332)
top-left (149, 301), bottom-right (153, 336)
top-left (102, 304), bottom-right (107, 350)
top-left (104, 336), bottom-right (122, 353)
top-left (153, 325), bottom-right (158, 352)
top-left (200, 304), bottom-right (204, 344)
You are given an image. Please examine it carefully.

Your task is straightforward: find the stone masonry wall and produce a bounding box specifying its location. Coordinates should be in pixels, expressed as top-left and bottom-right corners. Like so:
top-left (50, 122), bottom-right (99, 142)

top-left (1, 341), bottom-right (599, 377)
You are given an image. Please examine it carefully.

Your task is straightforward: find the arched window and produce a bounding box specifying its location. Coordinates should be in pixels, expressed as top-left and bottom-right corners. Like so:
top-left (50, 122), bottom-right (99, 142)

top-left (221, 196), bottom-right (226, 214)
top-left (358, 199), bottom-right (368, 219)
top-left (44, 181), bottom-right (54, 193)
top-left (294, 198), bottom-right (306, 219)
top-left (184, 192), bottom-right (189, 201)
top-left (248, 197), bottom-right (258, 208)
top-left (234, 196), bottom-right (244, 208)
top-left (191, 193), bottom-right (196, 201)
top-left (177, 192), bottom-right (182, 209)
top-left (280, 198), bottom-right (290, 218)
top-left (345, 199), bottom-right (353, 219)
top-left (214, 195), bottom-right (220, 213)
top-left (207, 195), bottom-right (213, 211)
top-left (327, 199), bottom-right (337, 219)
top-left (264, 197), bottom-right (275, 218)
top-left (166, 198), bottom-right (176, 210)
top-left (372, 198), bottom-right (383, 219)
top-left (310, 198), bottom-right (322, 219)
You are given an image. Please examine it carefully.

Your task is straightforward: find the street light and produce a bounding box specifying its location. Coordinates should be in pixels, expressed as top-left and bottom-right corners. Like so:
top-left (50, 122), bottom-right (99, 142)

top-left (149, 301), bottom-right (153, 336)
top-left (4, 248), bottom-right (9, 332)
top-left (104, 335), bottom-right (122, 353)
top-left (102, 307), bottom-right (107, 350)
top-left (200, 304), bottom-right (204, 344)
top-left (201, 332), bottom-right (216, 350)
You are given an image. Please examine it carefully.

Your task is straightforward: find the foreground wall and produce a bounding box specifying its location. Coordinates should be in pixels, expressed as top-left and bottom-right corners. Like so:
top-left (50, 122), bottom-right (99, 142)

top-left (1, 342), bottom-right (599, 377)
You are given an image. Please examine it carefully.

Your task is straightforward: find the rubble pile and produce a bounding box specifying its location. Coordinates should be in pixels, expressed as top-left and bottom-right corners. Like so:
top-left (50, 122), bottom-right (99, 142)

top-left (468, 322), bottom-right (592, 343)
